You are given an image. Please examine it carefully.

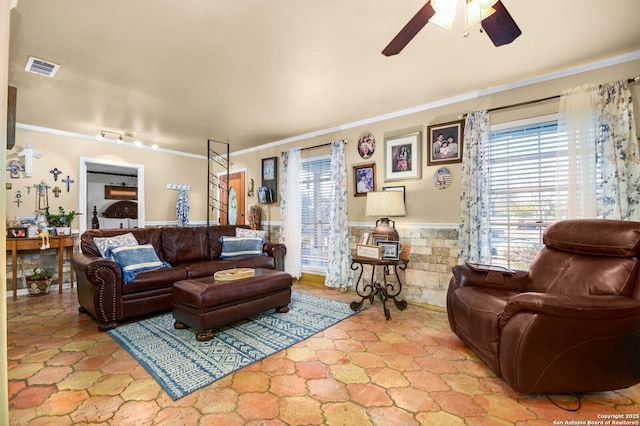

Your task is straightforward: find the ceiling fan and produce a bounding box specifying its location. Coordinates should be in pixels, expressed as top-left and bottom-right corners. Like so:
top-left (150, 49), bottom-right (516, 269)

top-left (382, 0), bottom-right (521, 56)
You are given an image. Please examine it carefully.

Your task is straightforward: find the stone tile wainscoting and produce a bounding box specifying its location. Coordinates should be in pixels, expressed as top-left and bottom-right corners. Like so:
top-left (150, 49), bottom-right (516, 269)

top-left (264, 222), bottom-right (459, 309)
top-left (350, 225), bottom-right (459, 309)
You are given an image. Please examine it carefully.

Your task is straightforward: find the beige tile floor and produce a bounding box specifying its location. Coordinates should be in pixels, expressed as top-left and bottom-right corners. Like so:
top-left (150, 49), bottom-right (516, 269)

top-left (7, 281), bottom-right (640, 425)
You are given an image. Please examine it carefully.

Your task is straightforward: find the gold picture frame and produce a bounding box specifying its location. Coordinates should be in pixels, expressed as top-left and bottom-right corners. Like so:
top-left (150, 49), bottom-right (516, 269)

top-left (356, 244), bottom-right (382, 260)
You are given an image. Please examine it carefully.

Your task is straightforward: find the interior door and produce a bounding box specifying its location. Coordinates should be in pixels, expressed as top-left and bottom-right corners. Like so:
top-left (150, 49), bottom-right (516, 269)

top-left (219, 171), bottom-right (245, 225)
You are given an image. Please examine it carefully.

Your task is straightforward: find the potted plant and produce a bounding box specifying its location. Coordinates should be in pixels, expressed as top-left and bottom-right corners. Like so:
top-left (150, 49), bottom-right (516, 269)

top-left (25, 267), bottom-right (53, 296)
top-left (44, 206), bottom-right (81, 236)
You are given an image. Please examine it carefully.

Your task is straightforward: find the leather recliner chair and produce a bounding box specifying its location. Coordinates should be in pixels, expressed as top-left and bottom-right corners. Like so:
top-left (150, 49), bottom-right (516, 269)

top-left (447, 219), bottom-right (640, 394)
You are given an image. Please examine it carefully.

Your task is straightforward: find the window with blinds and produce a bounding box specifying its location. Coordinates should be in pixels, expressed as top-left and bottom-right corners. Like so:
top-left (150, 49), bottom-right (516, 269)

top-left (300, 155), bottom-right (332, 271)
top-left (487, 116), bottom-right (567, 269)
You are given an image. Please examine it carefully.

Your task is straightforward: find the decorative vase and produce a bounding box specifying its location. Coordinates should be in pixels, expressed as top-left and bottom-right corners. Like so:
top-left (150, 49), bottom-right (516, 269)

top-left (26, 277), bottom-right (52, 296)
top-left (55, 226), bottom-right (71, 236)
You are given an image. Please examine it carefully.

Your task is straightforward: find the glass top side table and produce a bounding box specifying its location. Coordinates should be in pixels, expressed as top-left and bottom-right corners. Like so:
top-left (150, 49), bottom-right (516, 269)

top-left (349, 256), bottom-right (409, 320)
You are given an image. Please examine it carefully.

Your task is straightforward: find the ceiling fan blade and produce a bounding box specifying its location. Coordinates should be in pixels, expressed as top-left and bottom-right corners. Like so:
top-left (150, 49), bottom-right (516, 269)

top-left (481, 1), bottom-right (521, 46)
top-left (382, 2), bottom-right (436, 56)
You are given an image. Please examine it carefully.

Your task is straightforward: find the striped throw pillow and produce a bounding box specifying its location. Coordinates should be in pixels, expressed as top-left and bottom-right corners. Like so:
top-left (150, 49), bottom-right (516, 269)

top-left (219, 236), bottom-right (265, 259)
top-left (106, 244), bottom-right (170, 283)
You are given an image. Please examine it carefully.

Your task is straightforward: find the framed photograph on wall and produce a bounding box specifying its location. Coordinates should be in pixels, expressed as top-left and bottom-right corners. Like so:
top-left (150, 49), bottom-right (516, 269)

top-left (353, 163), bottom-right (376, 197)
top-left (384, 132), bottom-right (422, 181)
top-left (105, 185), bottom-right (137, 200)
top-left (433, 167), bottom-right (452, 189)
top-left (427, 119), bottom-right (464, 166)
top-left (261, 157), bottom-right (278, 203)
top-left (357, 131), bottom-right (375, 159)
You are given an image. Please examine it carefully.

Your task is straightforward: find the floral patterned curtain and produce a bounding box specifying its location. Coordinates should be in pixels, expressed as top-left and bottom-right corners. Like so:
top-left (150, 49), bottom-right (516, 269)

top-left (458, 110), bottom-right (491, 264)
top-left (280, 148), bottom-right (302, 278)
top-left (325, 140), bottom-right (352, 290)
top-left (176, 188), bottom-right (189, 226)
top-left (596, 80), bottom-right (640, 220)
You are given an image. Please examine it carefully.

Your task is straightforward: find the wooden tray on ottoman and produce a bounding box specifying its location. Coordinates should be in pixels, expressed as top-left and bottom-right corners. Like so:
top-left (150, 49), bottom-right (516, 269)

top-left (214, 268), bottom-right (255, 281)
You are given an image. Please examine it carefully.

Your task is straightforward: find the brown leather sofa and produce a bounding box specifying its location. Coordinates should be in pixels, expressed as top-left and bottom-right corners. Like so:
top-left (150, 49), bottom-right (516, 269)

top-left (72, 225), bottom-right (286, 331)
top-left (447, 219), bottom-right (640, 394)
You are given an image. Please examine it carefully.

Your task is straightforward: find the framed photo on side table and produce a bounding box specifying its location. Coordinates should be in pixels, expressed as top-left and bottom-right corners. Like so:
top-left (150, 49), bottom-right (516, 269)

top-left (384, 132), bottom-right (422, 182)
top-left (427, 119), bottom-right (464, 166)
top-left (356, 244), bottom-right (382, 260)
top-left (371, 234), bottom-right (388, 247)
top-left (377, 240), bottom-right (400, 260)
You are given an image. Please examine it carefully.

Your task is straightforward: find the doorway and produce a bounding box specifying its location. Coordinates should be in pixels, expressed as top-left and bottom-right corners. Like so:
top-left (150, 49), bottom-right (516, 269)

top-left (219, 171), bottom-right (246, 225)
top-left (78, 158), bottom-right (145, 234)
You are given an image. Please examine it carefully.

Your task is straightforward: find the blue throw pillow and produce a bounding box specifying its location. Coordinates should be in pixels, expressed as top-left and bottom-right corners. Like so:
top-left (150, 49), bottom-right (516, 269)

top-left (219, 236), bottom-right (265, 259)
top-left (106, 244), bottom-right (170, 283)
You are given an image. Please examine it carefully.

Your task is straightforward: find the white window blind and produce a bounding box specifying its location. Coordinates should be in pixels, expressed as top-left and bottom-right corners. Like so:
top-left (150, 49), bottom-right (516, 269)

top-left (300, 155), bottom-right (332, 271)
top-left (487, 117), bottom-right (567, 269)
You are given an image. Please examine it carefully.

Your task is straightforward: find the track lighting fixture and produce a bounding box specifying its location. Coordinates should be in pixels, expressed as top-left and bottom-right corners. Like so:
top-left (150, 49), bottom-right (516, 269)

top-left (96, 129), bottom-right (159, 150)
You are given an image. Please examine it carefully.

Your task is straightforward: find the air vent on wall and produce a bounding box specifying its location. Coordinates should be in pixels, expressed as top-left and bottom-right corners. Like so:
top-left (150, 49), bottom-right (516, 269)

top-left (24, 56), bottom-right (60, 78)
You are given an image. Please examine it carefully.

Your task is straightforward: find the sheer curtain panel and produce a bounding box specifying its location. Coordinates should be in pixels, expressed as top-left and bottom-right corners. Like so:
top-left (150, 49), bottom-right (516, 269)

top-left (558, 84), bottom-right (599, 218)
top-left (280, 148), bottom-right (302, 278)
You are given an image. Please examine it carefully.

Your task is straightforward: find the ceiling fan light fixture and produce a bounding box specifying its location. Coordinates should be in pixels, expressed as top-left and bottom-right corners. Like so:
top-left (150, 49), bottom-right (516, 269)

top-left (431, 0), bottom-right (458, 15)
top-left (430, 11), bottom-right (456, 30)
top-left (430, 0), bottom-right (458, 30)
top-left (466, 0), bottom-right (496, 27)
top-left (477, 0), bottom-right (498, 8)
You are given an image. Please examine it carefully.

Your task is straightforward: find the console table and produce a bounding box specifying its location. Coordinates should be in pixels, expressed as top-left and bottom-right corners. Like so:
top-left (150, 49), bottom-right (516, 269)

top-left (350, 256), bottom-right (409, 320)
top-left (6, 236), bottom-right (75, 300)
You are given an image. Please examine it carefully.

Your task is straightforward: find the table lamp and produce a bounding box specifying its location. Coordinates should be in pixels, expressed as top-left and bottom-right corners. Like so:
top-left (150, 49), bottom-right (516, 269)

top-left (366, 191), bottom-right (406, 241)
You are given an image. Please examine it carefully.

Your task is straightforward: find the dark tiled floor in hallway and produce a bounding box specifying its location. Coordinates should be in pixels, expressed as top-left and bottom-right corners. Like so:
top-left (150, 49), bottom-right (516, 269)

top-left (8, 281), bottom-right (640, 425)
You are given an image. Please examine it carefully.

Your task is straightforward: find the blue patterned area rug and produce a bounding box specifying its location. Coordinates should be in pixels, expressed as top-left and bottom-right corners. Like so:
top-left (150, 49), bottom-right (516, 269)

top-left (108, 290), bottom-right (361, 400)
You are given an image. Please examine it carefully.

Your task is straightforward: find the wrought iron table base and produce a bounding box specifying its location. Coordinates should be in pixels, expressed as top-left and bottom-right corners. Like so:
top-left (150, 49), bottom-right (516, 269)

top-left (350, 257), bottom-right (408, 320)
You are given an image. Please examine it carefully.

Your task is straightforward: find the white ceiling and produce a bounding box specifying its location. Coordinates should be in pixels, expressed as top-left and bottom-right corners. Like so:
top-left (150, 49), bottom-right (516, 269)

top-left (8, 1), bottom-right (640, 156)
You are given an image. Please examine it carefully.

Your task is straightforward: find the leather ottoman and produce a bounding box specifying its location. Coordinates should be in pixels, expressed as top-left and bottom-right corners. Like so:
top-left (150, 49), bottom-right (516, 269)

top-left (172, 268), bottom-right (293, 341)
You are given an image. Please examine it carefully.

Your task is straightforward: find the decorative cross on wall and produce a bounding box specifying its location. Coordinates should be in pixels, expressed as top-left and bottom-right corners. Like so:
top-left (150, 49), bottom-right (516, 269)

top-left (50, 167), bottom-right (62, 181)
top-left (53, 187), bottom-right (62, 198)
top-left (62, 176), bottom-right (74, 192)
top-left (14, 190), bottom-right (23, 207)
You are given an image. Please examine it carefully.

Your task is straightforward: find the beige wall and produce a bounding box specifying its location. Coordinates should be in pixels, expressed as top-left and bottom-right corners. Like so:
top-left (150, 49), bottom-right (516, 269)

top-left (5, 59), bottom-right (640, 229)
top-left (6, 128), bottom-right (209, 224)
top-left (231, 59), bottom-right (640, 226)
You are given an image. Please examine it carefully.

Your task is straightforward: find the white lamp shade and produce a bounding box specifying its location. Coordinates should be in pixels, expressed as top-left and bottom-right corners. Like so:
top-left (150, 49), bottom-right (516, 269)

top-left (366, 191), bottom-right (406, 217)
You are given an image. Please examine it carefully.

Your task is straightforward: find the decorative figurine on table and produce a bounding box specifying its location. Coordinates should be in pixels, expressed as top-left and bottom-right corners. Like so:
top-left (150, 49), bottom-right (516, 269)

top-left (37, 222), bottom-right (50, 250)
